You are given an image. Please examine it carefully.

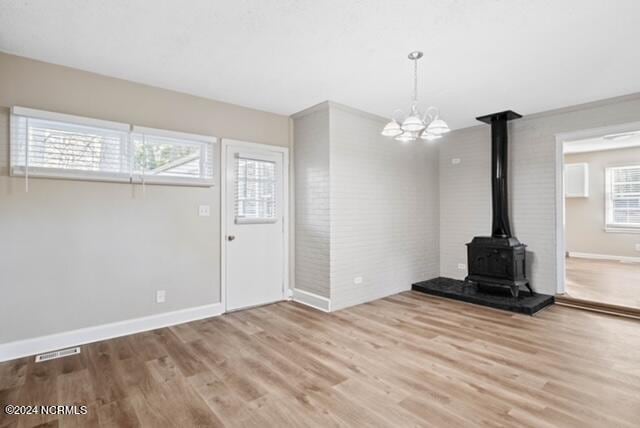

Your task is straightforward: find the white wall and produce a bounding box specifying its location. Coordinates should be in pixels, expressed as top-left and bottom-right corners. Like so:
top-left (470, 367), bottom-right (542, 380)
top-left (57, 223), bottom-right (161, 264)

top-left (293, 106), bottom-right (331, 298)
top-left (439, 94), bottom-right (640, 295)
top-left (293, 102), bottom-right (440, 310)
top-left (565, 146), bottom-right (640, 258)
top-left (329, 105), bottom-right (440, 310)
top-left (0, 53), bottom-right (290, 344)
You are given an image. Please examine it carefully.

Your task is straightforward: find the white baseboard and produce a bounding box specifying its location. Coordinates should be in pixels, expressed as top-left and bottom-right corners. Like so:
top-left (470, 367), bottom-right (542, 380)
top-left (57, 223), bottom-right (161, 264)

top-left (291, 288), bottom-right (331, 312)
top-left (568, 252), bottom-right (640, 263)
top-left (0, 303), bottom-right (224, 363)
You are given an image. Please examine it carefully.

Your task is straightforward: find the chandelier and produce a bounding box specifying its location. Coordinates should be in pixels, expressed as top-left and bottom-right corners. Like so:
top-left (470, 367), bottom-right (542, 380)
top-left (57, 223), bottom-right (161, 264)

top-left (381, 51), bottom-right (450, 142)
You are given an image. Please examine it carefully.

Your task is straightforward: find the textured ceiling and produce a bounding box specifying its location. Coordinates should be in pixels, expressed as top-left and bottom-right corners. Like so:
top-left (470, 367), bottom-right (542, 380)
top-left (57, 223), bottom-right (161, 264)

top-left (1, 0), bottom-right (639, 129)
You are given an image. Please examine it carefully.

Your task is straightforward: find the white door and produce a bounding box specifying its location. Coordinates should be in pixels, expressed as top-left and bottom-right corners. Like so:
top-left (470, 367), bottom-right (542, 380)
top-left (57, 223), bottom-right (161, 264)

top-left (225, 142), bottom-right (286, 311)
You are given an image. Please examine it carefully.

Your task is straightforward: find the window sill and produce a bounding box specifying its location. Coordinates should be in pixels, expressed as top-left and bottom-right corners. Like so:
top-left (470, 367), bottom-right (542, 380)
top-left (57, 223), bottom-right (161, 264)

top-left (235, 217), bottom-right (278, 225)
top-left (604, 227), bottom-right (640, 234)
top-left (11, 167), bottom-right (215, 188)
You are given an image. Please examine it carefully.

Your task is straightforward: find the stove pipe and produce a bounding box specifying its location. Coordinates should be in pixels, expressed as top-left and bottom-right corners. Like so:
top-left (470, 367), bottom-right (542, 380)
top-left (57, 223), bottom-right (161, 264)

top-left (476, 110), bottom-right (522, 238)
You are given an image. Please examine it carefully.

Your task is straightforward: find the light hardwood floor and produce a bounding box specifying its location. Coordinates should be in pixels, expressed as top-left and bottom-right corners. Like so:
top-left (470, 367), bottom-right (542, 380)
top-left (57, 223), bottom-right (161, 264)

top-left (565, 256), bottom-right (640, 309)
top-left (1, 291), bottom-right (639, 427)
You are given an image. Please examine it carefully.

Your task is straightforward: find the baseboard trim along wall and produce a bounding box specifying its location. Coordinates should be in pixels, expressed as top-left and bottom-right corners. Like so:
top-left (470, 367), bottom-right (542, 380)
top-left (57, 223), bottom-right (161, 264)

top-left (0, 303), bottom-right (224, 363)
top-left (568, 252), bottom-right (640, 264)
top-left (291, 288), bottom-right (332, 312)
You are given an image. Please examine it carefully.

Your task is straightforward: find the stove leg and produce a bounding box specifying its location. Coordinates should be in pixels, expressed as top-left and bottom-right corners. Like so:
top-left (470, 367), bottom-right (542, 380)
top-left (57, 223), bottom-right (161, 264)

top-left (525, 283), bottom-right (534, 296)
top-left (510, 285), bottom-right (519, 299)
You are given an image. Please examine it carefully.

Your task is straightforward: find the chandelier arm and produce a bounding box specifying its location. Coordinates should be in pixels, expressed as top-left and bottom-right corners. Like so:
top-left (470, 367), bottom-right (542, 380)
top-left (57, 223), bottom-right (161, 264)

top-left (424, 106), bottom-right (439, 123)
top-left (392, 109), bottom-right (405, 122)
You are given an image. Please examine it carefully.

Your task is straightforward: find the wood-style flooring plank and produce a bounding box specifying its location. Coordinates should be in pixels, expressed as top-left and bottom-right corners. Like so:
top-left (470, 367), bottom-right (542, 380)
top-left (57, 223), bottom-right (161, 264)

top-left (1, 291), bottom-right (639, 427)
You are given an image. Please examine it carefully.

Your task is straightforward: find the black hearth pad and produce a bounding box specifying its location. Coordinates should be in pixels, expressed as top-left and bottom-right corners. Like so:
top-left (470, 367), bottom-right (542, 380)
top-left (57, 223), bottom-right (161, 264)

top-left (412, 277), bottom-right (554, 315)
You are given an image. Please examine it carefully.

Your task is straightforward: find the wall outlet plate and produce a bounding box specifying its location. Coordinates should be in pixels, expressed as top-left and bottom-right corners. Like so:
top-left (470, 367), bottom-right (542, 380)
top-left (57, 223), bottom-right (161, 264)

top-left (451, 158), bottom-right (461, 165)
top-left (199, 205), bottom-right (210, 217)
top-left (156, 290), bottom-right (166, 303)
top-left (457, 263), bottom-right (467, 270)
top-left (353, 276), bottom-right (363, 285)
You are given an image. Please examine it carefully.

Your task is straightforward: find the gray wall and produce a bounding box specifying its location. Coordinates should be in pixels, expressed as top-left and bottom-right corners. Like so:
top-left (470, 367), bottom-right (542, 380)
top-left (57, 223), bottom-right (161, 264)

top-left (565, 146), bottom-right (640, 258)
top-left (0, 53), bottom-right (290, 344)
top-left (293, 106), bottom-right (330, 298)
top-left (439, 94), bottom-right (640, 295)
top-left (293, 102), bottom-right (440, 310)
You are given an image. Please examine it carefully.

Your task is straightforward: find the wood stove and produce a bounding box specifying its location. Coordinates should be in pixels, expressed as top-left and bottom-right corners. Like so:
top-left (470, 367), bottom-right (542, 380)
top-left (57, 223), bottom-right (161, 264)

top-left (465, 111), bottom-right (533, 298)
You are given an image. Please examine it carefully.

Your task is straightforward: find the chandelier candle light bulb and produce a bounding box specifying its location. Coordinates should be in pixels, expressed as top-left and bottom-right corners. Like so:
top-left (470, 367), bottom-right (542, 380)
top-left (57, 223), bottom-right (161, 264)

top-left (382, 51), bottom-right (450, 142)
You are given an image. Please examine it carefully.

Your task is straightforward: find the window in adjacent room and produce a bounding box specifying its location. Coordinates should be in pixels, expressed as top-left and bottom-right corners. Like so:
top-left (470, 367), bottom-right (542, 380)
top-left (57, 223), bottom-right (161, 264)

top-left (605, 165), bottom-right (640, 230)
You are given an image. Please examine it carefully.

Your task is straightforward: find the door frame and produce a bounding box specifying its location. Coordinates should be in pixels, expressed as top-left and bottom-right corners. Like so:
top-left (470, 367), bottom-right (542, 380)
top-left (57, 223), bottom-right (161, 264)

top-left (554, 120), bottom-right (640, 295)
top-left (220, 139), bottom-right (290, 312)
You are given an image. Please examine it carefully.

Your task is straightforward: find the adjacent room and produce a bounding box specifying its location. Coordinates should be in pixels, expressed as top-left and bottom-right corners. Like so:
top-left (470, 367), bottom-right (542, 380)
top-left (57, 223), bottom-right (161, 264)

top-left (1, 1), bottom-right (639, 427)
top-left (563, 132), bottom-right (640, 310)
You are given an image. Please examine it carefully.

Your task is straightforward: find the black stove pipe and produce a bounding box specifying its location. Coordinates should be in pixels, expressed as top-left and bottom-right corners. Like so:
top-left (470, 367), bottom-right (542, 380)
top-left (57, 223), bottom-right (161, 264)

top-left (476, 110), bottom-right (522, 239)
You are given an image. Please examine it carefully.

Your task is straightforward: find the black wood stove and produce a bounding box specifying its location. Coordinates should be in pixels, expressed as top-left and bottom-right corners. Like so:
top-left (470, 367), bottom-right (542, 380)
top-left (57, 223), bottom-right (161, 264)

top-left (465, 111), bottom-right (533, 298)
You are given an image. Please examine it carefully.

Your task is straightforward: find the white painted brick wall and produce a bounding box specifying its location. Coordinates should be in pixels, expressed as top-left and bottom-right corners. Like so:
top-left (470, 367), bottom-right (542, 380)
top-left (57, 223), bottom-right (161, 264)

top-left (440, 95), bottom-right (640, 295)
top-left (294, 94), bottom-right (640, 305)
top-left (293, 107), bottom-right (331, 298)
top-left (293, 102), bottom-right (440, 309)
top-left (329, 105), bottom-right (439, 310)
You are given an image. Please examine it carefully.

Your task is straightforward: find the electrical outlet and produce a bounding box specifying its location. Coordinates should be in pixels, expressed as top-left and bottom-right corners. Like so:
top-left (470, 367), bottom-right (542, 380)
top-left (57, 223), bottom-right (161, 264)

top-left (156, 290), bottom-right (166, 303)
top-left (451, 158), bottom-right (461, 165)
top-left (353, 276), bottom-right (363, 285)
top-left (199, 205), bottom-right (210, 217)
top-left (457, 263), bottom-right (467, 270)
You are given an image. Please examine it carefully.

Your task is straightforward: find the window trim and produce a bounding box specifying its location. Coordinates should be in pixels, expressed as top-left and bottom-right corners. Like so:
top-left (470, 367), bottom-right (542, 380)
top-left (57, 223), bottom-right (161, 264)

top-left (605, 165), bottom-right (640, 230)
top-left (10, 107), bottom-right (217, 188)
top-left (132, 126), bottom-right (216, 145)
top-left (11, 106), bottom-right (130, 131)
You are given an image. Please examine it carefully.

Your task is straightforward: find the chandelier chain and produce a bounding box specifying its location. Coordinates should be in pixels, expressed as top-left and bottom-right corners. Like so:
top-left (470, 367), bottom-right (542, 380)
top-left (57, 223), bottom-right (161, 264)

top-left (413, 58), bottom-right (418, 103)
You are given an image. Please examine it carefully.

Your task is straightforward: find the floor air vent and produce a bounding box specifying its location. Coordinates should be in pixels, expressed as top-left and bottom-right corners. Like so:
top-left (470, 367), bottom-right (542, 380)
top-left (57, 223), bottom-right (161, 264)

top-left (35, 347), bottom-right (81, 363)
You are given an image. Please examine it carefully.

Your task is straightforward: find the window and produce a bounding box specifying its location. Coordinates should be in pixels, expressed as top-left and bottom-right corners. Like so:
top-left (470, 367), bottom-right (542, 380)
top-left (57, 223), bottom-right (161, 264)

top-left (10, 107), bottom-right (216, 187)
top-left (234, 155), bottom-right (277, 223)
top-left (131, 127), bottom-right (215, 186)
top-left (11, 107), bottom-right (130, 182)
top-left (606, 165), bottom-right (640, 230)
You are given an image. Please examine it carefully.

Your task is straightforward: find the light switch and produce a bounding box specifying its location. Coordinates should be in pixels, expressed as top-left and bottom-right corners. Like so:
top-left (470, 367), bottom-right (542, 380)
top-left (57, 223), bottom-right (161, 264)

top-left (199, 205), bottom-right (210, 217)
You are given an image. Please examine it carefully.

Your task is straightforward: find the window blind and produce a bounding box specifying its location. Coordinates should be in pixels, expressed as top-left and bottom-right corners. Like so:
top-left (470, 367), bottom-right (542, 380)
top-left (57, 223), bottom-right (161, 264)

top-left (10, 108), bottom-right (130, 184)
top-left (607, 165), bottom-right (640, 227)
top-left (234, 155), bottom-right (277, 223)
top-left (10, 107), bottom-right (217, 188)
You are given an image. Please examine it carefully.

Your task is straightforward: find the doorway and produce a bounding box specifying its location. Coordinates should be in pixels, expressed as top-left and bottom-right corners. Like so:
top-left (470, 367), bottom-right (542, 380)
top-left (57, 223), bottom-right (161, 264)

top-left (222, 139), bottom-right (289, 311)
top-left (556, 122), bottom-right (640, 313)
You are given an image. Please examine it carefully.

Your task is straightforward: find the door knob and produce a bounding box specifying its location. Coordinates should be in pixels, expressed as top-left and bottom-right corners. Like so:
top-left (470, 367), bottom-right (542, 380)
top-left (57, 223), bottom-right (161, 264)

top-left (227, 235), bottom-right (236, 241)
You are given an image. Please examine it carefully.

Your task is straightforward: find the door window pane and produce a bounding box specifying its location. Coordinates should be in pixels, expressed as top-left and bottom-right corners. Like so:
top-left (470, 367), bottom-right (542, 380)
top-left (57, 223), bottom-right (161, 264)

top-left (234, 156), bottom-right (277, 223)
